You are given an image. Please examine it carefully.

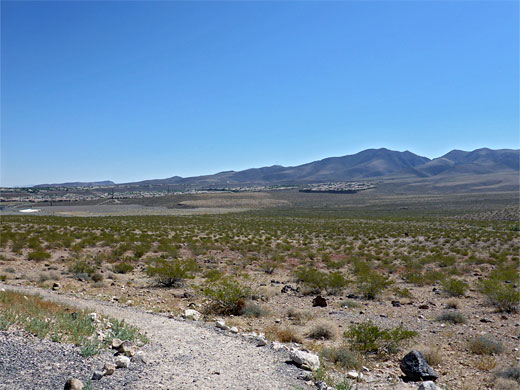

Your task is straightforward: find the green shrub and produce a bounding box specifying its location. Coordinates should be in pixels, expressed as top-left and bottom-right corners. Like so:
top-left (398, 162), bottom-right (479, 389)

top-left (146, 258), bottom-right (199, 287)
top-left (294, 266), bottom-right (348, 293)
top-left (356, 273), bottom-right (393, 300)
top-left (91, 273), bottom-right (103, 282)
top-left (344, 321), bottom-right (417, 355)
top-left (28, 250), bottom-right (51, 262)
top-left (468, 335), bottom-right (504, 355)
top-left (479, 279), bottom-right (520, 313)
top-left (69, 260), bottom-right (95, 277)
top-left (321, 346), bottom-right (361, 369)
top-left (436, 311), bottom-right (466, 324)
top-left (204, 269), bottom-right (223, 282)
top-left (442, 278), bottom-right (468, 297)
top-left (113, 262), bottom-right (134, 274)
top-left (203, 276), bottom-right (252, 315)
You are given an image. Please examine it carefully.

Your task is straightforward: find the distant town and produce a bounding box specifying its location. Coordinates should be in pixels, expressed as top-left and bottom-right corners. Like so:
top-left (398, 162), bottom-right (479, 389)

top-left (0, 182), bottom-right (375, 203)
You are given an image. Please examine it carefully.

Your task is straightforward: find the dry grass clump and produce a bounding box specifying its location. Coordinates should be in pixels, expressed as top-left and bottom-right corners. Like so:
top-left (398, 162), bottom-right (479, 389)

top-left (287, 308), bottom-right (313, 325)
top-left (307, 321), bottom-right (337, 340)
top-left (468, 335), bottom-right (504, 355)
top-left (436, 311), bottom-right (466, 324)
top-left (320, 345), bottom-right (361, 370)
top-left (474, 356), bottom-right (497, 371)
top-left (495, 364), bottom-right (520, 383)
top-left (493, 378), bottom-right (519, 390)
top-left (265, 325), bottom-right (303, 344)
top-left (416, 344), bottom-right (443, 367)
top-left (445, 299), bottom-right (459, 309)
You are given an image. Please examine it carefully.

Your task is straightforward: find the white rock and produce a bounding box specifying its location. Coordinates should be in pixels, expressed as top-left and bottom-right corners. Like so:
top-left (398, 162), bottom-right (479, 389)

top-left (183, 309), bottom-right (201, 321)
top-left (272, 341), bottom-right (287, 351)
top-left (131, 350), bottom-right (147, 364)
top-left (216, 320), bottom-right (229, 330)
top-left (347, 370), bottom-right (362, 379)
top-left (289, 348), bottom-right (320, 371)
top-left (88, 313), bottom-right (98, 322)
top-left (115, 355), bottom-right (130, 368)
top-left (230, 326), bottom-right (239, 333)
top-left (256, 336), bottom-right (268, 347)
top-left (418, 381), bottom-right (441, 390)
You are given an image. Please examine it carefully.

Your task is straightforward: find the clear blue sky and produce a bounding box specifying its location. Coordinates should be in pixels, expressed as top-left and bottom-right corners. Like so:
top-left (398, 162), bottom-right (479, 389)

top-left (1, 1), bottom-right (518, 186)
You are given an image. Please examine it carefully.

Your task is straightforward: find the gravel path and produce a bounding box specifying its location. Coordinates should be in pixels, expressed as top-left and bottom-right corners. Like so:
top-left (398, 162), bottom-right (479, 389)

top-left (0, 284), bottom-right (304, 390)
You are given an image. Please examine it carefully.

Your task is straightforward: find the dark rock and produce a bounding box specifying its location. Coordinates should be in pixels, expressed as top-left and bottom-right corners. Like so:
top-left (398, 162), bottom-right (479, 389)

top-left (312, 295), bottom-right (327, 308)
top-left (418, 304), bottom-right (429, 310)
top-left (480, 318), bottom-right (493, 323)
top-left (347, 294), bottom-right (359, 299)
top-left (400, 350), bottom-right (438, 381)
top-left (391, 300), bottom-right (401, 307)
top-left (281, 285), bottom-right (299, 294)
top-left (91, 371), bottom-right (103, 380)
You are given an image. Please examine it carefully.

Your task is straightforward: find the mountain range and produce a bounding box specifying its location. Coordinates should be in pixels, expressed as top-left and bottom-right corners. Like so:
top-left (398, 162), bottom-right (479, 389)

top-left (35, 148), bottom-right (519, 189)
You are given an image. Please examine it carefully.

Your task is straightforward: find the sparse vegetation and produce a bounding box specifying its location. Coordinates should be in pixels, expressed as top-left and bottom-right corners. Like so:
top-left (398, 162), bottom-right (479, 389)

top-left (146, 258), bottom-right (199, 287)
top-left (468, 335), bottom-right (504, 355)
top-left (436, 311), bottom-right (466, 324)
top-left (344, 321), bottom-right (417, 355)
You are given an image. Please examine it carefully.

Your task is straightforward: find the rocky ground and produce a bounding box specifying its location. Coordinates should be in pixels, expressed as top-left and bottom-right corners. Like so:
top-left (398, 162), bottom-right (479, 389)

top-left (0, 284), bottom-right (306, 390)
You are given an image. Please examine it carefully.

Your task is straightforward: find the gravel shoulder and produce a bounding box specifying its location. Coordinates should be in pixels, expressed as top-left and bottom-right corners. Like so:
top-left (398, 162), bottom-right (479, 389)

top-left (0, 284), bottom-right (304, 390)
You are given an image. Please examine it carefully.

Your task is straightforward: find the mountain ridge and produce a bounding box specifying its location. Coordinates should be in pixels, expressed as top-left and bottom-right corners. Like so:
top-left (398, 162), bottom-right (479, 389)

top-left (32, 148), bottom-right (519, 188)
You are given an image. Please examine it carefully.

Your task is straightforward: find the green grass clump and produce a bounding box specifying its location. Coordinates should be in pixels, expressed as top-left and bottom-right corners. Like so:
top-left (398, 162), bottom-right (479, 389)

top-left (146, 258), bottom-right (199, 287)
top-left (344, 320), bottom-right (417, 355)
top-left (0, 290), bottom-right (147, 357)
top-left (203, 276), bottom-right (252, 315)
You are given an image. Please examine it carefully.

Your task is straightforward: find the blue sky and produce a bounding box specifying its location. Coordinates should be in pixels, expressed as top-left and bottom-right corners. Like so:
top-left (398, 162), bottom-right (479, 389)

top-left (1, 1), bottom-right (518, 186)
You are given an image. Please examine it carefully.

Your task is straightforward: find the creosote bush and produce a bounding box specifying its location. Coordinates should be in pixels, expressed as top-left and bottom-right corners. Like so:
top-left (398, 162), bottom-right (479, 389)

top-left (146, 258), bottom-right (199, 287)
top-left (442, 278), bottom-right (468, 297)
top-left (356, 273), bottom-right (393, 300)
top-left (479, 279), bottom-right (519, 313)
top-left (113, 262), bottom-right (134, 274)
top-left (203, 276), bottom-right (252, 315)
top-left (28, 250), bottom-right (51, 262)
top-left (294, 266), bottom-right (348, 293)
top-left (344, 321), bottom-right (417, 355)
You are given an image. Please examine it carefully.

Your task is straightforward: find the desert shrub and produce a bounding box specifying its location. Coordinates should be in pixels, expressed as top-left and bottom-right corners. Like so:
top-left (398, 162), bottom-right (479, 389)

top-left (344, 321), bottom-right (417, 355)
top-left (146, 258), bottom-right (199, 287)
top-left (468, 335), bottom-right (504, 355)
top-left (69, 260), bottom-right (95, 277)
top-left (0, 275), bottom-right (6, 282)
top-left (91, 273), bottom-right (103, 282)
top-left (442, 278), bottom-right (468, 297)
top-left (203, 276), bottom-right (251, 315)
top-left (113, 262), bottom-right (134, 274)
top-left (445, 299), bottom-right (459, 309)
top-left (27, 250), bottom-right (51, 262)
top-left (495, 364), bottom-right (520, 383)
top-left (436, 311), bottom-right (466, 324)
top-left (307, 321), bottom-right (336, 340)
top-left (321, 346), bottom-right (361, 369)
top-left (393, 287), bottom-right (413, 299)
top-left (340, 299), bottom-right (361, 309)
top-left (240, 303), bottom-right (269, 318)
top-left (287, 308), bottom-right (313, 325)
top-left (204, 269), bottom-right (223, 282)
top-left (356, 273), bottom-right (393, 300)
top-left (479, 279), bottom-right (520, 313)
top-left (265, 325), bottom-right (303, 343)
top-left (294, 267), bottom-right (348, 293)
